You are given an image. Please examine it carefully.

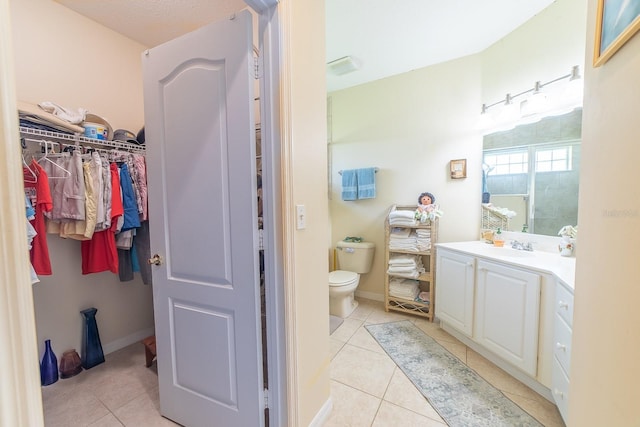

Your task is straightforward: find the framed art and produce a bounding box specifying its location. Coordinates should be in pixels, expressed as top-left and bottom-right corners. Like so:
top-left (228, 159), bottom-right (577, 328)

top-left (594, 0), bottom-right (640, 67)
top-left (450, 159), bottom-right (467, 179)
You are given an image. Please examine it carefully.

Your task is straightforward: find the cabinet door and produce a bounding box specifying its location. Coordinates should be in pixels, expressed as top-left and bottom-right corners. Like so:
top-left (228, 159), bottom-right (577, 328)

top-left (435, 250), bottom-right (475, 336)
top-left (476, 260), bottom-right (541, 376)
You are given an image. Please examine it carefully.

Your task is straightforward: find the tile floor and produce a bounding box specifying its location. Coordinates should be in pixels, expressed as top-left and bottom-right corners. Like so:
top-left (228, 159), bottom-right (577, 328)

top-left (325, 298), bottom-right (565, 427)
top-left (41, 342), bottom-right (177, 426)
top-left (41, 297), bottom-right (565, 426)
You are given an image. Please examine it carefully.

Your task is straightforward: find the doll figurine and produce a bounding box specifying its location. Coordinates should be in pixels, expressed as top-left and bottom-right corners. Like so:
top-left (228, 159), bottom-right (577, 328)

top-left (417, 192), bottom-right (435, 210)
top-left (415, 192), bottom-right (442, 223)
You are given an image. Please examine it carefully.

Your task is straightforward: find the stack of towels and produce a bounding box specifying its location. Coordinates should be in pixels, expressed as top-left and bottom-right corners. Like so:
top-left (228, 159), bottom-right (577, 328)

top-left (388, 209), bottom-right (417, 226)
top-left (387, 254), bottom-right (425, 279)
top-left (388, 277), bottom-right (420, 300)
top-left (388, 227), bottom-right (418, 252)
top-left (416, 229), bottom-right (431, 251)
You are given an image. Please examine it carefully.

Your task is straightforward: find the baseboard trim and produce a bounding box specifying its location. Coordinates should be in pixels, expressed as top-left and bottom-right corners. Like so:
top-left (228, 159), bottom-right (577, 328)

top-left (102, 327), bottom-right (155, 355)
top-left (355, 290), bottom-right (384, 302)
top-left (308, 397), bottom-right (333, 427)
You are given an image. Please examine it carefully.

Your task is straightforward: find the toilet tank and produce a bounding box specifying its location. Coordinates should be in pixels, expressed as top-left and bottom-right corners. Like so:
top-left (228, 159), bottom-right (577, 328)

top-left (336, 241), bottom-right (375, 273)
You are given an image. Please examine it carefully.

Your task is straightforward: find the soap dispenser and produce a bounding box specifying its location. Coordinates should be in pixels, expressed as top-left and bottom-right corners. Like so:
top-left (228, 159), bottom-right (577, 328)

top-left (494, 228), bottom-right (504, 247)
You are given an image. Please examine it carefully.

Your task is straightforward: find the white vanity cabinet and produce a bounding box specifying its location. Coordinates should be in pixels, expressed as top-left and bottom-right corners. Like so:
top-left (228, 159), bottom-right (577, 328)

top-left (475, 260), bottom-right (541, 376)
top-left (435, 249), bottom-right (475, 336)
top-left (435, 240), bottom-right (575, 415)
top-left (552, 280), bottom-right (574, 423)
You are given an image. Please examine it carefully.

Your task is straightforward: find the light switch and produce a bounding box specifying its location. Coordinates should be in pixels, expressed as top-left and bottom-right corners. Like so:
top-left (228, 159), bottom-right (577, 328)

top-left (296, 205), bottom-right (306, 230)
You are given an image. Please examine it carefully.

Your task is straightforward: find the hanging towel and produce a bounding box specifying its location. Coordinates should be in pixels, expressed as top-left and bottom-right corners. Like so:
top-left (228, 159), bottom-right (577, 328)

top-left (356, 167), bottom-right (376, 199)
top-left (341, 169), bottom-right (358, 201)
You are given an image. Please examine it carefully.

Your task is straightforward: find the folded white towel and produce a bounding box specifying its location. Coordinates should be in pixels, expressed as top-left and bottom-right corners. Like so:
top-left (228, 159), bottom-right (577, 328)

top-left (389, 279), bottom-right (420, 299)
top-left (389, 255), bottom-right (419, 266)
top-left (389, 227), bottom-right (411, 238)
top-left (389, 210), bottom-right (417, 226)
top-left (387, 265), bottom-right (417, 273)
top-left (388, 210), bottom-right (415, 219)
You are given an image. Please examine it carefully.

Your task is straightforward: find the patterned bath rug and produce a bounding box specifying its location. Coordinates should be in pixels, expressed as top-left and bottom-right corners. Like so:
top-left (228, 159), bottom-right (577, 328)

top-left (365, 320), bottom-right (542, 427)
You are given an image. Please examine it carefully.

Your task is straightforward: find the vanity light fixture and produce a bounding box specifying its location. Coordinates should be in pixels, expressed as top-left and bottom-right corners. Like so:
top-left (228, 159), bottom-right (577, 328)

top-left (520, 81), bottom-right (548, 117)
top-left (479, 65), bottom-right (583, 131)
top-left (497, 93), bottom-right (520, 123)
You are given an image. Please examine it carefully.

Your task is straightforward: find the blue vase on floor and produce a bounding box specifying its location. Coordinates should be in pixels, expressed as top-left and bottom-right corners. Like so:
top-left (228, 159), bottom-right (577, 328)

top-left (80, 307), bottom-right (105, 369)
top-left (40, 339), bottom-right (59, 386)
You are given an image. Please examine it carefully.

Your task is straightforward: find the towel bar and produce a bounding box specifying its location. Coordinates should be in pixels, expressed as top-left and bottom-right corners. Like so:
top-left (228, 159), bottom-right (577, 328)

top-left (338, 167), bottom-right (378, 175)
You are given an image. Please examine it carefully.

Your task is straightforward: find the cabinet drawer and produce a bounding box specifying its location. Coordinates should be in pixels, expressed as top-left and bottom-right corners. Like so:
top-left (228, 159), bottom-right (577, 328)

top-left (554, 314), bottom-right (572, 376)
top-left (555, 282), bottom-right (574, 327)
top-left (552, 358), bottom-right (570, 424)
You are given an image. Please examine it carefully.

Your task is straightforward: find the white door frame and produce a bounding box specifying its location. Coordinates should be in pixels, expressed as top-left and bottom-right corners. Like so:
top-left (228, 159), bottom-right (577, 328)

top-left (0, 0), bottom-right (46, 423)
top-left (244, 1), bottom-right (295, 426)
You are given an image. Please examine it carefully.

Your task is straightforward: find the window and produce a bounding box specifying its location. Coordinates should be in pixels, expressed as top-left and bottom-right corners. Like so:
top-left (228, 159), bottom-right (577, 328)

top-left (535, 146), bottom-right (572, 172)
top-left (484, 149), bottom-right (528, 176)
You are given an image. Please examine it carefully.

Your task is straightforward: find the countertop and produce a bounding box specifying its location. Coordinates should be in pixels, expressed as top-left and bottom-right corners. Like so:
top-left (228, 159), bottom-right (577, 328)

top-left (435, 241), bottom-right (575, 290)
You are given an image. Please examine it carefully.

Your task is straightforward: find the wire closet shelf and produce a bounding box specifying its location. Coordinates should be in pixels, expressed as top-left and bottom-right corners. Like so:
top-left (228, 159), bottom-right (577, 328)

top-left (19, 126), bottom-right (146, 154)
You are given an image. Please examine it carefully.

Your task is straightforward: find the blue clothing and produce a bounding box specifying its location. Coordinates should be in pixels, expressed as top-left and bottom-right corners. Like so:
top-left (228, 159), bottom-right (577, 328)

top-left (25, 195), bottom-right (35, 218)
top-left (119, 164), bottom-right (141, 232)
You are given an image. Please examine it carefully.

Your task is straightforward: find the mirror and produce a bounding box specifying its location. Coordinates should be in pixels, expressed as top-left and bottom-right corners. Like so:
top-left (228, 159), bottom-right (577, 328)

top-left (482, 108), bottom-right (581, 236)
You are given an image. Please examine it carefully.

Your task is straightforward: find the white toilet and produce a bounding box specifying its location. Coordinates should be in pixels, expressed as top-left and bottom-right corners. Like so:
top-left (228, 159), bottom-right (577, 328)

top-left (329, 240), bottom-right (375, 318)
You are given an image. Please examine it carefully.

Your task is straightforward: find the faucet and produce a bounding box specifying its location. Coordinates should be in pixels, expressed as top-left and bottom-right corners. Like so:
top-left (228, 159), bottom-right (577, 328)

top-left (511, 240), bottom-right (534, 251)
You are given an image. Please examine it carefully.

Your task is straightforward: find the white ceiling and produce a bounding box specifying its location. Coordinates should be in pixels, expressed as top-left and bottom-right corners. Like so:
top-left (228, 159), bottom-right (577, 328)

top-left (55, 0), bottom-right (555, 92)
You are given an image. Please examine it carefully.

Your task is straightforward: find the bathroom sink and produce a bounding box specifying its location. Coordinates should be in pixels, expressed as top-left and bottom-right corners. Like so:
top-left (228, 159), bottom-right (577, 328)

top-left (483, 247), bottom-right (536, 258)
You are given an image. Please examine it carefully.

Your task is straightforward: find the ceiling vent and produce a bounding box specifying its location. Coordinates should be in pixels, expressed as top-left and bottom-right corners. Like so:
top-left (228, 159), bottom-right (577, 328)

top-left (327, 56), bottom-right (360, 76)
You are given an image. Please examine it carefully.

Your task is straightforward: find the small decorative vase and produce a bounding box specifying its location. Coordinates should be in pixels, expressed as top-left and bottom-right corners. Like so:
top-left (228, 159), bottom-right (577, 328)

top-left (40, 339), bottom-right (59, 386)
top-left (80, 307), bottom-right (105, 369)
top-left (59, 349), bottom-right (83, 379)
top-left (558, 236), bottom-right (573, 257)
top-left (482, 192), bottom-right (491, 203)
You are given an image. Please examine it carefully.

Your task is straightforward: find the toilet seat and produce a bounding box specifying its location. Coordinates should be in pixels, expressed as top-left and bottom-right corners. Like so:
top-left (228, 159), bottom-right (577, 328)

top-left (329, 270), bottom-right (358, 287)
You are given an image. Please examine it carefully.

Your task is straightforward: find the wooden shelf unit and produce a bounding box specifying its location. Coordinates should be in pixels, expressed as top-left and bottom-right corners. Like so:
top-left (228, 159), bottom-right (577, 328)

top-left (384, 204), bottom-right (438, 321)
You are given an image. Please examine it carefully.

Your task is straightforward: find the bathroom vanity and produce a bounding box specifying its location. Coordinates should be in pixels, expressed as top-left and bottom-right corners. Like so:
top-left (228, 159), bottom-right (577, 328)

top-left (435, 240), bottom-right (575, 423)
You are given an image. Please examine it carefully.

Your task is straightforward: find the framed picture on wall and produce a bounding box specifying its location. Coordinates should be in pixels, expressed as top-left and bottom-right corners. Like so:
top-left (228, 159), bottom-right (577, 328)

top-left (594, 0), bottom-right (640, 67)
top-left (450, 159), bottom-right (467, 179)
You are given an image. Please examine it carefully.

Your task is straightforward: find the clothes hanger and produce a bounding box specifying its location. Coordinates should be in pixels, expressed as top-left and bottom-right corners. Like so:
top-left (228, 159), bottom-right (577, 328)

top-left (20, 138), bottom-right (37, 183)
top-left (23, 153), bottom-right (38, 183)
top-left (36, 140), bottom-right (71, 178)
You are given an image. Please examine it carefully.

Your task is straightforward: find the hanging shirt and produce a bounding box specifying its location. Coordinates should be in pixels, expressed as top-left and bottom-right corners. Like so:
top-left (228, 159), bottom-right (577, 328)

top-left (54, 160), bottom-right (97, 240)
top-left (127, 155), bottom-right (144, 217)
top-left (80, 163), bottom-right (124, 275)
top-left (26, 220), bottom-right (40, 284)
top-left (43, 151), bottom-right (85, 222)
top-left (24, 160), bottom-right (53, 275)
top-left (90, 152), bottom-right (105, 228)
top-left (130, 154), bottom-right (148, 220)
top-left (25, 194), bottom-right (35, 219)
top-left (119, 163), bottom-right (141, 232)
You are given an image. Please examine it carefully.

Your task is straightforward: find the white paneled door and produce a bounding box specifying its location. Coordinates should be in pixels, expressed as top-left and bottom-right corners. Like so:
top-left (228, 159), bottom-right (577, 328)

top-left (142, 10), bottom-right (263, 427)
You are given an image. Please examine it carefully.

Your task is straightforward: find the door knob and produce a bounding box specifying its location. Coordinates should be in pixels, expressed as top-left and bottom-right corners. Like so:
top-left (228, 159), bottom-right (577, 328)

top-left (148, 254), bottom-right (163, 266)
